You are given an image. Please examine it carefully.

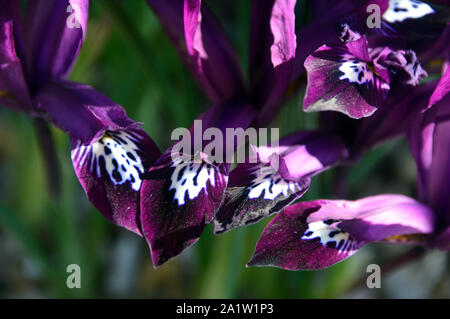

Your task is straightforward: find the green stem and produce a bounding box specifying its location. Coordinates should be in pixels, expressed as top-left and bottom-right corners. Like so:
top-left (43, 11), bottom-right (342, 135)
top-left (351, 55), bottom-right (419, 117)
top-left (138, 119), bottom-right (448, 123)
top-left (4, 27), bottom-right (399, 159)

top-left (32, 118), bottom-right (61, 200)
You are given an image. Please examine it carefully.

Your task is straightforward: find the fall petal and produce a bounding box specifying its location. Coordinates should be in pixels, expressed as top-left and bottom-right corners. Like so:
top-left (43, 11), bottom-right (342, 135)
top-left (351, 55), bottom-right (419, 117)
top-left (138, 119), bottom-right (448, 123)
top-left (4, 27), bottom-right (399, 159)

top-left (304, 37), bottom-right (390, 119)
top-left (72, 127), bottom-right (160, 235)
top-left (214, 162), bottom-right (310, 234)
top-left (140, 153), bottom-right (228, 266)
top-left (248, 195), bottom-right (434, 270)
top-left (214, 131), bottom-right (348, 234)
top-left (247, 202), bottom-right (363, 270)
top-left (249, 0), bottom-right (297, 125)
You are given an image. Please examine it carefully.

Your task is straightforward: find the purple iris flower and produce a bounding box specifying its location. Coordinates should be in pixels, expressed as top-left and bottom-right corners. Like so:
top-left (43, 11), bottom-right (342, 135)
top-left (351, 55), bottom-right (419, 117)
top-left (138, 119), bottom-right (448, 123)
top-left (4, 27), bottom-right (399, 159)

top-left (247, 84), bottom-right (450, 271)
top-left (140, 101), bottom-right (256, 266)
top-left (0, 1), bottom-right (161, 235)
top-left (311, 1), bottom-right (449, 158)
top-left (303, 30), bottom-right (429, 119)
top-left (143, 0), bottom-right (352, 265)
top-left (303, 35), bottom-right (392, 119)
top-left (142, 0), bottom-right (314, 266)
top-left (248, 195), bottom-right (434, 270)
top-left (147, 0), bottom-right (298, 127)
top-left (214, 130), bottom-right (348, 234)
top-left (298, 0), bottom-right (450, 120)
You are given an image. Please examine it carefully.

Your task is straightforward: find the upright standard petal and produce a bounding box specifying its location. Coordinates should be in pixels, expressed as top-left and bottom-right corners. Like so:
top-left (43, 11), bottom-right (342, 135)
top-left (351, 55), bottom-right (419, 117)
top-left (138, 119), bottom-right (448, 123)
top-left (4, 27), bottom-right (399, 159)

top-left (0, 0), bottom-right (31, 111)
top-left (22, 0), bottom-right (89, 88)
top-left (249, 0), bottom-right (297, 126)
top-left (303, 36), bottom-right (390, 119)
top-left (35, 81), bottom-right (161, 235)
top-left (140, 102), bottom-right (256, 266)
top-left (214, 131), bottom-right (348, 234)
top-left (147, 0), bottom-right (244, 102)
top-left (408, 93), bottom-right (450, 229)
top-left (248, 195), bottom-right (434, 270)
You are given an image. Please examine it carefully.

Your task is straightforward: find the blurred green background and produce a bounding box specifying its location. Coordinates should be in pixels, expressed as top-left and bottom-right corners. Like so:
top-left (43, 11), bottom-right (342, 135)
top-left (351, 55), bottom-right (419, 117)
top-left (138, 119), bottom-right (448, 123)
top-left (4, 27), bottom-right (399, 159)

top-left (0, 0), bottom-right (448, 298)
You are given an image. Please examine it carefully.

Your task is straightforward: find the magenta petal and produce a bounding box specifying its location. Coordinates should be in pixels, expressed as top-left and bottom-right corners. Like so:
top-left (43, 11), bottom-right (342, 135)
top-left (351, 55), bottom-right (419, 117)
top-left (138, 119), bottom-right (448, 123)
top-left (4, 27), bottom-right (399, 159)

top-left (36, 81), bottom-right (161, 234)
top-left (431, 226), bottom-right (450, 250)
top-left (304, 195), bottom-right (435, 242)
top-left (147, 0), bottom-right (244, 102)
top-left (428, 66), bottom-right (450, 109)
top-left (291, 0), bottom-right (389, 80)
top-left (329, 195), bottom-right (435, 242)
top-left (247, 202), bottom-right (363, 270)
top-left (248, 194), bottom-right (434, 270)
top-left (214, 131), bottom-right (347, 234)
top-left (250, 0), bottom-right (297, 125)
top-left (409, 93), bottom-right (450, 227)
top-left (277, 131), bottom-right (349, 179)
top-left (140, 153), bottom-right (228, 267)
top-left (23, 0), bottom-right (89, 86)
top-left (72, 127), bottom-right (160, 235)
top-left (303, 38), bottom-right (390, 119)
top-left (354, 81), bottom-right (435, 155)
top-left (34, 81), bottom-right (140, 144)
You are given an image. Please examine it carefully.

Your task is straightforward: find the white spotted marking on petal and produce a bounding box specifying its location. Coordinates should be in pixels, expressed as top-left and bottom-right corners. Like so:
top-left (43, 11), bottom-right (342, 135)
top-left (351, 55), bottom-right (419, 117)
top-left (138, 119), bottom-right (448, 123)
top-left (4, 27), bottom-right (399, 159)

top-left (248, 171), bottom-right (300, 200)
top-left (169, 159), bottom-right (223, 206)
top-left (71, 131), bottom-right (145, 191)
top-left (339, 60), bottom-right (374, 84)
top-left (383, 0), bottom-right (435, 23)
top-left (302, 220), bottom-right (358, 254)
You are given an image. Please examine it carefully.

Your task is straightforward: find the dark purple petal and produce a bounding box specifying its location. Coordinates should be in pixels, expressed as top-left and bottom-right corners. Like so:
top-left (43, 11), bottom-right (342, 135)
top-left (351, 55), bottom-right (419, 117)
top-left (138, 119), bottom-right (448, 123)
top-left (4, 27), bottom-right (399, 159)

top-left (72, 127), bottom-right (160, 235)
top-left (248, 194), bottom-right (434, 270)
top-left (141, 153), bottom-right (229, 266)
top-left (214, 131), bottom-right (348, 234)
top-left (278, 131), bottom-right (349, 179)
top-left (22, 0), bottom-right (89, 88)
top-left (353, 80), bottom-right (435, 156)
top-left (214, 162), bottom-right (311, 234)
top-left (247, 201), bottom-right (363, 270)
top-left (249, 0), bottom-right (297, 126)
top-left (147, 0), bottom-right (244, 102)
top-left (34, 81), bottom-right (139, 144)
top-left (303, 37), bottom-right (390, 119)
top-left (0, 0), bottom-right (31, 111)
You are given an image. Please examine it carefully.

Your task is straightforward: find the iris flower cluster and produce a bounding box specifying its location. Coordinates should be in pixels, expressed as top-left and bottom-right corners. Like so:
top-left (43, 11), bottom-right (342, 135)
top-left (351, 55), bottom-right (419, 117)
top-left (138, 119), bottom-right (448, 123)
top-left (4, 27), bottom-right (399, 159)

top-left (1, 0), bottom-right (449, 270)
